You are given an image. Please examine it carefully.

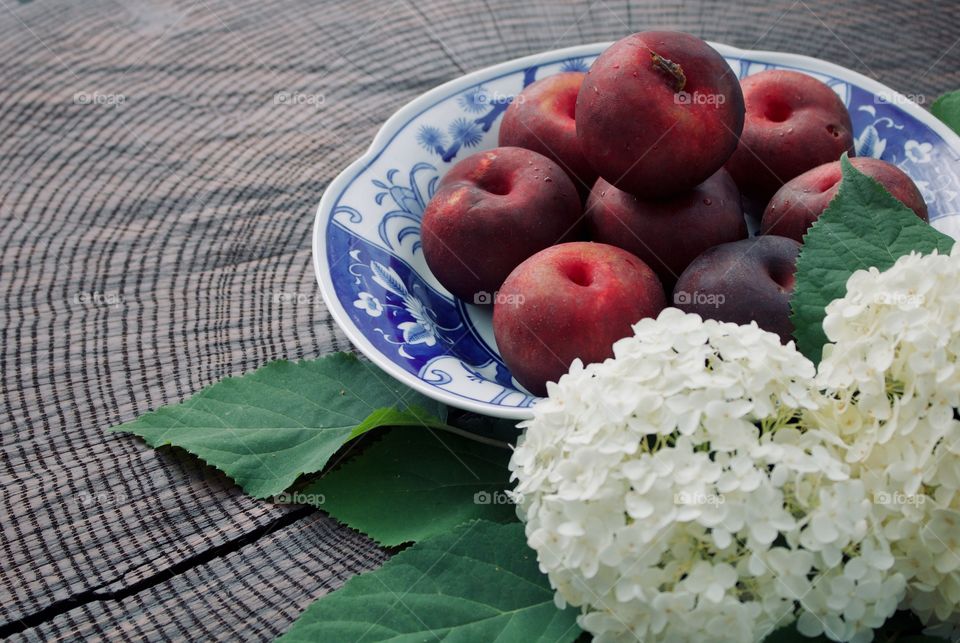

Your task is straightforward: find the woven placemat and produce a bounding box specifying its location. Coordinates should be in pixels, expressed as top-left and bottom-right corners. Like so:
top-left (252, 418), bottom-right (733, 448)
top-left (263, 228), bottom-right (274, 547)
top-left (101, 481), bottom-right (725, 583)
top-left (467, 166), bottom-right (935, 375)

top-left (1, 0), bottom-right (956, 639)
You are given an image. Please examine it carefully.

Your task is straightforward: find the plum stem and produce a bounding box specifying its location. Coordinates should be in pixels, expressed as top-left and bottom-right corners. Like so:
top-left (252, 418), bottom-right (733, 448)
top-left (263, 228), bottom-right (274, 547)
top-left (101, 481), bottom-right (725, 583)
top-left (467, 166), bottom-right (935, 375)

top-left (651, 52), bottom-right (686, 92)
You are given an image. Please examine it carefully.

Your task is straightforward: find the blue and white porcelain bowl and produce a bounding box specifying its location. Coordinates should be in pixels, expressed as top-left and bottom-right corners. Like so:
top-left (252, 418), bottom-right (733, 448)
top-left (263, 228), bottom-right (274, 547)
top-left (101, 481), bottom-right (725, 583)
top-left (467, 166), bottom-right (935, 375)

top-left (314, 42), bottom-right (960, 420)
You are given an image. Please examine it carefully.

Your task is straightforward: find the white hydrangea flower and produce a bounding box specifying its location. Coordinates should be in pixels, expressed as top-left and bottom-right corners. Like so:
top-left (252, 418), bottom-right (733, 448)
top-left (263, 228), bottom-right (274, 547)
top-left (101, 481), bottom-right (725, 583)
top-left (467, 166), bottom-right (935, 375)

top-left (813, 245), bottom-right (960, 635)
top-left (510, 309), bottom-right (902, 642)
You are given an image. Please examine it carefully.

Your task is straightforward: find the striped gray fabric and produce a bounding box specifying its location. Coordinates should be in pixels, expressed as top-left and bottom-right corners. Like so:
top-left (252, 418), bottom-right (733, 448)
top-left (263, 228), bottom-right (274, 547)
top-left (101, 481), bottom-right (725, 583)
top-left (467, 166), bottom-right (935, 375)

top-left (1, 0), bottom-right (956, 639)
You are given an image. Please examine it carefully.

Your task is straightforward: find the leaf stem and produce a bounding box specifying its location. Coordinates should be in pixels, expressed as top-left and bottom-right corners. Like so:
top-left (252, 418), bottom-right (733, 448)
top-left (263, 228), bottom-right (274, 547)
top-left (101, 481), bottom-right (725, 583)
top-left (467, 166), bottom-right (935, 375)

top-left (431, 423), bottom-right (514, 450)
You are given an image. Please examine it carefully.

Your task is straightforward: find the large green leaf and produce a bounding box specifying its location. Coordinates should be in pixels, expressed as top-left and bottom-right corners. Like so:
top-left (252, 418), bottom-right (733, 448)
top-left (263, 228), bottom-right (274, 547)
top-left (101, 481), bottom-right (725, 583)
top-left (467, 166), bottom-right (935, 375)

top-left (109, 353), bottom-right (447, 498)
top-left (279, 520), bottom-right (580, 642)
top-left (931, 90), bottom-right (960, 135)
top-left (301, 428), bottom-right (515, 546)
top-left (790, 156), bottom-right (954, 362)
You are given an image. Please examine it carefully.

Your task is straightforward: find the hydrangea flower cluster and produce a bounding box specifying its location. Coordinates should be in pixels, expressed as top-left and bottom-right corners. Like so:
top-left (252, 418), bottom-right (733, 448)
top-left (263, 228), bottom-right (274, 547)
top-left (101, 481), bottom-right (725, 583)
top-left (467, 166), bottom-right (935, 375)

top-left (510, 309), bottom-right (906, 643)
top-left (812, 247), bottom-right (960, 638)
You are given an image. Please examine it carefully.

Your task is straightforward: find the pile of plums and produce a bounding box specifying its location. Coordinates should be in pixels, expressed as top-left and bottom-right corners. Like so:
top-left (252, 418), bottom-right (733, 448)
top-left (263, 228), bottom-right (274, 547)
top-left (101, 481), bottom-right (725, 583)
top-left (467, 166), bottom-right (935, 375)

top-left (420, 30), bottom-right (929, 396)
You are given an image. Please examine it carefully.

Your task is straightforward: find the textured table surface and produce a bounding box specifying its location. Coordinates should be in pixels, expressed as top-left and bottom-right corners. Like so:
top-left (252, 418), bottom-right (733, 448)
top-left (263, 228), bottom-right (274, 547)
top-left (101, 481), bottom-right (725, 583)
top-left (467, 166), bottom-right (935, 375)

top-left (1, 0), bottom-right (957, 639)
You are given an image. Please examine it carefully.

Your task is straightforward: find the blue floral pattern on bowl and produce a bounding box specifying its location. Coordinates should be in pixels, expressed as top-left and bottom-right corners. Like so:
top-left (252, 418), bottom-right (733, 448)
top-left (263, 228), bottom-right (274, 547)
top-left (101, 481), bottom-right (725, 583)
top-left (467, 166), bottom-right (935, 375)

top-left (314, 43), bottom-right (960, 419)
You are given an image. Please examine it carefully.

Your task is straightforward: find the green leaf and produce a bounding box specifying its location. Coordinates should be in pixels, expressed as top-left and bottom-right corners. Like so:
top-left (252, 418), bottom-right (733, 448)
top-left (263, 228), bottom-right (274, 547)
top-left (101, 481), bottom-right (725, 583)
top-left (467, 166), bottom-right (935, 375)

top-left (448, 410), bottom-right (522, 443)
top-left (790, 156), bottom-right (954, 362)
top-left (348, 405), bottom-right (448, 440)
top-left (931, 90), bottom-right (960, 135)
top-left (302, 428), bottom-right (515, 546)
top-left (109, 353), bottom-right (447, 498)
top-left (279, 520), bottom-right (581, 643)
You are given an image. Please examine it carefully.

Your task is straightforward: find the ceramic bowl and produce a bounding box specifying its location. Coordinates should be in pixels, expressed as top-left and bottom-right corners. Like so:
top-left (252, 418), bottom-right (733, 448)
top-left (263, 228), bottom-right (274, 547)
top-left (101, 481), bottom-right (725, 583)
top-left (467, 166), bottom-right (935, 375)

top-left (313, 41), bottom-right (960, 419)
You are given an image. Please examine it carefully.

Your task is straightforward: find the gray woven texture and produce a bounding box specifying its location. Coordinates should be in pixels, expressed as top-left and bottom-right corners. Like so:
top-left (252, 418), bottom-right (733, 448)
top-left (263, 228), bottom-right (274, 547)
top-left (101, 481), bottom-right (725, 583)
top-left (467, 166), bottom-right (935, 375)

top-left (1, 0), bottom-right (957, 639)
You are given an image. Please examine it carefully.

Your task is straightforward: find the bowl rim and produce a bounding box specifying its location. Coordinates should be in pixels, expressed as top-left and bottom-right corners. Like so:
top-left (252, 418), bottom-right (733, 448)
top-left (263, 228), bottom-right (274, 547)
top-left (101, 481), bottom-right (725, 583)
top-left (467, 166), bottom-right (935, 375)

top-left (313, 40), bottom-right (960, 420)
